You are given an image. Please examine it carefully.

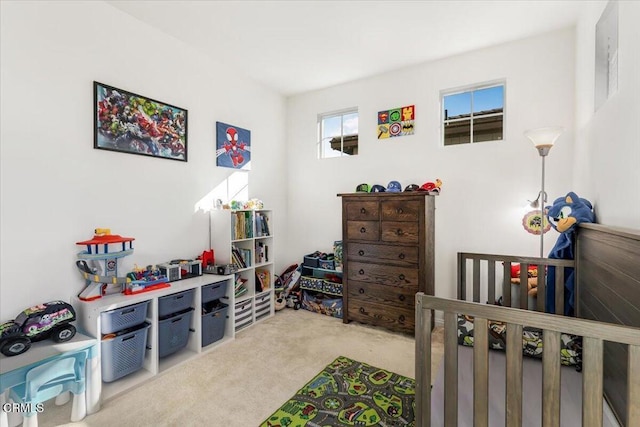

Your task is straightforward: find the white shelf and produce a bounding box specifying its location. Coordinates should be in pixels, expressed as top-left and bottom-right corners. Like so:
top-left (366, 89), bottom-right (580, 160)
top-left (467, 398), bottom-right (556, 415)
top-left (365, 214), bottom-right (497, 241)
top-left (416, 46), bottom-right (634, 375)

top-left (210, 209), bottom-right (275, 333)
top-left (73, 274), bottom-right (235, 404)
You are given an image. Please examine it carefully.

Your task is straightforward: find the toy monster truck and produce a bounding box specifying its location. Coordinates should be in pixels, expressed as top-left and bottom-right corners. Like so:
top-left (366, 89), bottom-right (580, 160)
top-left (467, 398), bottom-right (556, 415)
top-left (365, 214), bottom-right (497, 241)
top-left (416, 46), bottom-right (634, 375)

top-left (0, 301), bottom-right (77, 357)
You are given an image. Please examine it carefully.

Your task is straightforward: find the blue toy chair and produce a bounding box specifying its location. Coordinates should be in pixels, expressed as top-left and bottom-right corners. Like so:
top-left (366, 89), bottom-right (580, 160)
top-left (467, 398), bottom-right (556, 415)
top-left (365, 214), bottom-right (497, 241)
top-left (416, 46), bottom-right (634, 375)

top-left (8, 349), bottom-right (88, 427)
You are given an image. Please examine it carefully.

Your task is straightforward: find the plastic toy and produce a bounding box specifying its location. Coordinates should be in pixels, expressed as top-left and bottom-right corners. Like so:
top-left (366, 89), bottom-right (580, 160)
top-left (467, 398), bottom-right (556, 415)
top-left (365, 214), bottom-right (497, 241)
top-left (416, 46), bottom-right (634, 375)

top-left (417, 178), bottom-right (442, 193)
top-left (0, 301), bottom-right (77, 357)
top-left (75, 228), bottom-right (169, 301)
top-left (545, 192), bottom-right (596, 315)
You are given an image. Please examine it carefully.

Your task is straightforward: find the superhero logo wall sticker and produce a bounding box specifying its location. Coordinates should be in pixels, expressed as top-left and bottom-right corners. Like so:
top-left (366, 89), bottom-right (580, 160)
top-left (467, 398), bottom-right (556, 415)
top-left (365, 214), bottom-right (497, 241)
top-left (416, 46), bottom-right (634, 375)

top-left (216, 121), bottom-right (251, 170)
top-left (377, 105), bottom-right (414, 139)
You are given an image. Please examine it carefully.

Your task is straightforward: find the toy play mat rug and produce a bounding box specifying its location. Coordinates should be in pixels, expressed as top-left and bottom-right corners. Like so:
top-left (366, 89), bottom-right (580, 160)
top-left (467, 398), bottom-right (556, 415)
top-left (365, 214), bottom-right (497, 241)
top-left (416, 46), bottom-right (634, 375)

top-left (260, 356), bottom-right (415, 426)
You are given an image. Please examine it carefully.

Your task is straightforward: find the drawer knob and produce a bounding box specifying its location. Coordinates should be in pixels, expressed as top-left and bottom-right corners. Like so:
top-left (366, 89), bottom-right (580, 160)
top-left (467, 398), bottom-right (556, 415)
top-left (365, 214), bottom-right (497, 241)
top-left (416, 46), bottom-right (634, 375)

top-left (359, 307), bottom-right (366, 314)
top-left (396, 228), bottom-right (403, 236)
top-left (399, 314), bottom-right (406, 322)
top-left (359, 288), bottom-right (365, 294)
top-left (396, 208), bottom-right (403, 214)
top-left (399, 294), bottom-right (405, 301)
top-left (358, 250), bottom-right (365, 256)
top-left (359, 269), bottom-right (365, 275)
top-left (360, 207), bottom-right (366, 214)
top-left (398, 253), bottom-right (405, 260)
top-left (399, 274), bottom-right (405, 281)
top-left (360, 227), bottom-right (366, 233)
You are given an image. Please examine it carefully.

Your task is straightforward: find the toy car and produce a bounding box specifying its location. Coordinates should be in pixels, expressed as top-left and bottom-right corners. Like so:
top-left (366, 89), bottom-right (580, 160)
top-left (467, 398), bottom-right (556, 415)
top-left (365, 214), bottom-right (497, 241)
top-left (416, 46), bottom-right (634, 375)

top-left (0, 301), bottom-right (77, 357)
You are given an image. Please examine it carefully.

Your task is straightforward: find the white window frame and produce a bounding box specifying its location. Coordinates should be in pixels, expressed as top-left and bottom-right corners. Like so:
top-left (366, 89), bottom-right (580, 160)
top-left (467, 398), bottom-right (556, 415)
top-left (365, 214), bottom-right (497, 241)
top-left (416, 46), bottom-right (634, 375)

top-left (317, 107), bottom-right (358, 158)
top-left (441, 80), bottom-right (506, 146)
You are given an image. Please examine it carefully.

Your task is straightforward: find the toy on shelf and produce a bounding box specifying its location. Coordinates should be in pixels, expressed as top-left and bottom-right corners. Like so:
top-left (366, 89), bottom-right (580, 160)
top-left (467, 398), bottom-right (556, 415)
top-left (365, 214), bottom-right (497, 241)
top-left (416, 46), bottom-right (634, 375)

top-left (124, 264), bottom-right (170, 296)
top-left (0, 301), bottom-right (77, 356)
top-left (75, 228), bottom-right (170, 301)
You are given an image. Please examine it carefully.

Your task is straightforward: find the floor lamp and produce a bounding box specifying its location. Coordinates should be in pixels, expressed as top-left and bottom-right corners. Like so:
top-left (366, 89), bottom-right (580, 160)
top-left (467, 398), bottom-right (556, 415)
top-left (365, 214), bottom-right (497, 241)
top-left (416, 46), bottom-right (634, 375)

top-left (524, 126), bottom-right (564, 258)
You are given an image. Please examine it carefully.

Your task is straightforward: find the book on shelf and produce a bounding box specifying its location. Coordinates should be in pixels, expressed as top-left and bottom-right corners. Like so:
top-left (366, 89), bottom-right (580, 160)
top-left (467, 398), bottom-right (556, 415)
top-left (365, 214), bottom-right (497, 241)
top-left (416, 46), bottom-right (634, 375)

top-left (255, 212), bottom-right (270, 237)
top-left (255, 269), bottom-right (271, 292)
top-left (231, 245), bottom-right (251, 269)
top-left (255, 242), bottom-right (269, 264)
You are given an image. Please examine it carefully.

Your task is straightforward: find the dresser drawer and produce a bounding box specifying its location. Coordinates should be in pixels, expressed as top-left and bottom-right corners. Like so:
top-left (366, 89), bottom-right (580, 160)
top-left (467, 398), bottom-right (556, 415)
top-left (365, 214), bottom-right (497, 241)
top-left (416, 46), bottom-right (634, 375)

top-left (381, 200), bottom-right (420, 221)
top-left (348, 262), bottom-right (419, 287)
top-left (346, 221), bottom-right (380, 241)
top-left (347, 300), bottom-right (414, 333)
top-left (347, 280), bottom-right (415, 309)
top-left (347, 243), bottom-right (418, 266)
top-left (381, 221), bottom-right (419, 244)
top-left (346, 201), bottom-right (379, 221)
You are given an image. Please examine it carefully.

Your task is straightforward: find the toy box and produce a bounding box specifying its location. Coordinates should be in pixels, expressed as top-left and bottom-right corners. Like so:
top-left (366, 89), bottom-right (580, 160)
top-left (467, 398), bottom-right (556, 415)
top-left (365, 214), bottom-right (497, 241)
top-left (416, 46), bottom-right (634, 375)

top-left (301, 290), bottom-right (343, 319)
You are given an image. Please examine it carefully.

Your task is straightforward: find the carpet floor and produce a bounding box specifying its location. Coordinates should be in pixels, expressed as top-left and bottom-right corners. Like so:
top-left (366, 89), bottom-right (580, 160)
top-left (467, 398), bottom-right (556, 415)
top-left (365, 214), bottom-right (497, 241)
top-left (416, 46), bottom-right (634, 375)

top-left (31, 308), bottom-right (444, 427)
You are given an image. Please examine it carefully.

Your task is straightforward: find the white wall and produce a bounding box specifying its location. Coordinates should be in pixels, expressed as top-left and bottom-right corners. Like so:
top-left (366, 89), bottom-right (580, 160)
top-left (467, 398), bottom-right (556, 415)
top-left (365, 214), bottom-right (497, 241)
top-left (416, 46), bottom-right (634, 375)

top-left (573, 0), bottom-right (640, 228)
top-left (0, 1), bottom-right (287, 317)
top-left (286, 29), bottom-right (577, 299)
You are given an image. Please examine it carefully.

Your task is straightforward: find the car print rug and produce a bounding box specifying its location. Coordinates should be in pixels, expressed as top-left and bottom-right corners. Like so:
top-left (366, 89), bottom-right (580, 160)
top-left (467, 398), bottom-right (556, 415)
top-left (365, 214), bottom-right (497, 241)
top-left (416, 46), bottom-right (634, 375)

top-left (260, 356), bottom-right (415, 426)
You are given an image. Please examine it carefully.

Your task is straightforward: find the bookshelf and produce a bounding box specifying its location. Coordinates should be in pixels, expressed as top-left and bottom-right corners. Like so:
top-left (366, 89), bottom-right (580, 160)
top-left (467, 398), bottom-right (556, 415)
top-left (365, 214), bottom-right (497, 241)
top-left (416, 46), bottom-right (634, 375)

top-left (210, 209), bottom-right (274, 331)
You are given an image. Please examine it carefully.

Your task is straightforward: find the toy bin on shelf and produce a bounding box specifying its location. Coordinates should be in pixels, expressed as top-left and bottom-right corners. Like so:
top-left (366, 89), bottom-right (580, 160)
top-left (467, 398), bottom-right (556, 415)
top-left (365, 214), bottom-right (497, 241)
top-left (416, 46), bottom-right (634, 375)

top-left (201, 301), bottom-right (229, 347)
top-left (202, 281), bottom-right (228, 304)
top-left (234, 299), bottom-right (253, 332)
top-left (158, 308), bottom-right (194, 358)
top-left (254, 292), bottom-right (272, 321)
top-left (101, 322), bottom-right (151, 382)
top-left (158, 289), bottom-right (195, 318)
top-left (100, 300), bottom-right (150, 334)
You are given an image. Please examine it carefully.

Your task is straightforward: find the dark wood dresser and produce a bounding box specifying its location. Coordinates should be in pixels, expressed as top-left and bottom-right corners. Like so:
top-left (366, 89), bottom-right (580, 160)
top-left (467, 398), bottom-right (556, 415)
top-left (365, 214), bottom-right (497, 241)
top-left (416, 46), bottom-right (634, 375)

top-left (338, 192), bottom-right (435, 334)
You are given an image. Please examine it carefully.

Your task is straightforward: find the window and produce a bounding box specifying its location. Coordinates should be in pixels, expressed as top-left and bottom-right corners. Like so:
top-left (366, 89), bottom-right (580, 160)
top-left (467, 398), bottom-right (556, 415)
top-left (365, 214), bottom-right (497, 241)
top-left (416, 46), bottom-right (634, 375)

top-left (318, 108), bottom-right (358, 158)
top-left (441, 82), bottom-right (505, 146)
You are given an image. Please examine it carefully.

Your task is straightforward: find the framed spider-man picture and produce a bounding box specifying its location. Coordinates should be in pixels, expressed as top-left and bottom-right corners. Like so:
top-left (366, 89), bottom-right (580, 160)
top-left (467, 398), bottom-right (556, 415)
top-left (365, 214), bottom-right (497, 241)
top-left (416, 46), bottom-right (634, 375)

top-left (93, 81), bottom-right (187, 162)
top-left (215, 121), bottom-right (251, 170)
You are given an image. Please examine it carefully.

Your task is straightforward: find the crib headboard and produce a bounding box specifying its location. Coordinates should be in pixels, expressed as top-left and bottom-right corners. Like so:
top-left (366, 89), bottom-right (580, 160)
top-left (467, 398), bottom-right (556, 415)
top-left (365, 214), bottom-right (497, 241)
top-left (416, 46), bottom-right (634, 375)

top-left (576, 223), bottom-right (640, 426)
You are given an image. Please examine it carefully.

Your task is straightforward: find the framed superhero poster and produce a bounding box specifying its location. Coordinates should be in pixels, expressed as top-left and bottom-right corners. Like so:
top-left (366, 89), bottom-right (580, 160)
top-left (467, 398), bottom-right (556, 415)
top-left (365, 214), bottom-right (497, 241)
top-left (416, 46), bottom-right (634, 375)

top-left (94, 81), bottom-right (187, 161)
top-left (377, 105), bottom-right (415, 139)
top-left (216, 121), bottom-right (251, 170)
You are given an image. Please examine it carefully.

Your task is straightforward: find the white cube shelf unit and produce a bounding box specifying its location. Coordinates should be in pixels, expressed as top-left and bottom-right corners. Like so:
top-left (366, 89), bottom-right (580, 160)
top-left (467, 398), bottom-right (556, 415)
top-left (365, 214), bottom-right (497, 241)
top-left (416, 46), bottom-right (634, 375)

top-left (73, 274), bottom-right (234, 405)
top-left (210, 209), bottom-right (275, 332)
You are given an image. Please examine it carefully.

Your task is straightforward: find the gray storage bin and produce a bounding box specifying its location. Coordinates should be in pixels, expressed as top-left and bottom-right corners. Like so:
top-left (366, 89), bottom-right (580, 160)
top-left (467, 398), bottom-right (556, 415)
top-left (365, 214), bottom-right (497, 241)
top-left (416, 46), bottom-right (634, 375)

top-left (158, 308), bottom-right (193, 358)
top-left (100, 301), bottom-right (150, 334)
top-left (234, 299), bottom-right (253, 331)
top-left (158, 289), bottom-right (194, 318)
top-left (101, 322), bottom-right (150, 382)
top-left (202, 281), bottom-right (228, 304)
top-left (201, 302), bottom-right (228, 347)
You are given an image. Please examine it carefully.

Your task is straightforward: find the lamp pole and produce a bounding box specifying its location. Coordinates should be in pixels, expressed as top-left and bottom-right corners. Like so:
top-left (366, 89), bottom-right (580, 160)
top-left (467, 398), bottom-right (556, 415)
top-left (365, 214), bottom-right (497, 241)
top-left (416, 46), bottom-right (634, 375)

top-left (539, 154), bottom-right (546, 259)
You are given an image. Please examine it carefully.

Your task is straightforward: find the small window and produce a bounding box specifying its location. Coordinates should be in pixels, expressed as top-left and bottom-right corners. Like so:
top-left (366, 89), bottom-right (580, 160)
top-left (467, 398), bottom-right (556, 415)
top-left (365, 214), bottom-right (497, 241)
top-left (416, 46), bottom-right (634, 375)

top-left (442, 82), bottom-right (504, 146)
top-left (318, 108), bottom-right (358, 158)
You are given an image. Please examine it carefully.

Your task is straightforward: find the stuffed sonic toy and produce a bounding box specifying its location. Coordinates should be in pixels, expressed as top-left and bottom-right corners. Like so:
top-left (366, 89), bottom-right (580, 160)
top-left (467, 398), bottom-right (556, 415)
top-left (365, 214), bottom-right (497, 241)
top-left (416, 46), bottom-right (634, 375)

top-left (545, 192), bottom-right (595, 315)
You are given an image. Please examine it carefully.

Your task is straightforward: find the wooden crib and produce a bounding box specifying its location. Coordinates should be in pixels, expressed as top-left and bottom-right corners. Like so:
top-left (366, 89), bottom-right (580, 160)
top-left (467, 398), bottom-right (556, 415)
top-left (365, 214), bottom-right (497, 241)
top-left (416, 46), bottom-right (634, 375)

top-left (415, 224), bottom-right (640, 426)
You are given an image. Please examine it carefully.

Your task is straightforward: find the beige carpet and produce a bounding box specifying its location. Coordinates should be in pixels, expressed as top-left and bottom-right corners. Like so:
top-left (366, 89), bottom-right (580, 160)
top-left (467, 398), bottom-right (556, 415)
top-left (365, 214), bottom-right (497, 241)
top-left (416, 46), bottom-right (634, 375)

top-left (35, 309), bottom-right (444, 427)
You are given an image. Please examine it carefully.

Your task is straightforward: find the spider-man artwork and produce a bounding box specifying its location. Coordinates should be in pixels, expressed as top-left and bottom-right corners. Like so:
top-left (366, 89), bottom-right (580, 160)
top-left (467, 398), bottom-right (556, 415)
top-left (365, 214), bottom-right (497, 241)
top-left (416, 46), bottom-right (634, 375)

top-left (215, 121), bottom-right (251, 170)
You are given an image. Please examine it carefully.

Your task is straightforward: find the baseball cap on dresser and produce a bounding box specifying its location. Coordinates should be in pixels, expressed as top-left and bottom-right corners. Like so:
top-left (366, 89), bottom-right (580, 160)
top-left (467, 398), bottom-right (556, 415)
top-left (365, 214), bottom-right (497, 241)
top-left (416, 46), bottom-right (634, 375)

top-left (404, 184), bottom-right (419, 192)
top-left (370, 184), bottom-right (386, 192)
top-left (387, 181), bottom-right (402, 192)
top-left (356, 183), bottom-right (370, 192)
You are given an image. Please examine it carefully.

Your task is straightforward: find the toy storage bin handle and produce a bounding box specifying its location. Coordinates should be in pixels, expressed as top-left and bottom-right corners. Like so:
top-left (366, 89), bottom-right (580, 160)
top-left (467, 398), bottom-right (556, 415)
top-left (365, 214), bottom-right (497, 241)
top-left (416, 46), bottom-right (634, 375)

top-left (121, 308), bottom-right (135, 314)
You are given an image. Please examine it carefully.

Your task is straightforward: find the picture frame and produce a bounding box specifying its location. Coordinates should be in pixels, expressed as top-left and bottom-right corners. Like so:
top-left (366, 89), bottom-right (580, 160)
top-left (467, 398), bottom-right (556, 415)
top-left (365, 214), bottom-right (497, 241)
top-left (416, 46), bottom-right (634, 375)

top-left (94, 81), bottom-right (188, 162)
top-left (215, 121), bottom-right (251, 170)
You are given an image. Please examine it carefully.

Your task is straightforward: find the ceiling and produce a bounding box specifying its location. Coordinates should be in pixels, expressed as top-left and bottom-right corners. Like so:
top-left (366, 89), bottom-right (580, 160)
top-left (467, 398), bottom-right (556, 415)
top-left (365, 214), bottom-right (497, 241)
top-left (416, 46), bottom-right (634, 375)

top-left (107, 0), bottom-right (585, 96)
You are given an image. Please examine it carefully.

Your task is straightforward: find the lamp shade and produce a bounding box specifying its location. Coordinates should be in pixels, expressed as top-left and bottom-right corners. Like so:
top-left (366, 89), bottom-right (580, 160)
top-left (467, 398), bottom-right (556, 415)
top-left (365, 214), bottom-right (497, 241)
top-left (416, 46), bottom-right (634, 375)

top-left (524, 126), bottom-right (564, 156)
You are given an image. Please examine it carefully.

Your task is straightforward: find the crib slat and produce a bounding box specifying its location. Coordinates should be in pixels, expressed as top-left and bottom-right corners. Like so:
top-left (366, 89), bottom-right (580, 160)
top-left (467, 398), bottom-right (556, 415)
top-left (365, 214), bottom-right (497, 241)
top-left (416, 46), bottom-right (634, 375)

top-left (542, 330), bottom-right (561, 427)
top-left (488, 260), bottom-right (496, 305)
top-left (629, 345), bottom-right (640, 427)
top-left (458, 252), bottom-right (466, 300)
top-left (473, 259), bottom-right (481, 303)
top-left (519, 265), bottom-right (528, 309)
top-left (473, 317), bottom-right (489, 427)
top-left (582, 337), bottom-right (603, 427)
top-left (506, 323), bottom-right (523, 426)
top-left (537, 265), bottom-right (546, 312)
top-left (444, 312), bottom-right (458, 426)
top-left (503, 262), bottom-right (512, 307)
top-left (414, 296), bottom-right (431, 427)
top-left (555, 268), bottom-right (565, 315)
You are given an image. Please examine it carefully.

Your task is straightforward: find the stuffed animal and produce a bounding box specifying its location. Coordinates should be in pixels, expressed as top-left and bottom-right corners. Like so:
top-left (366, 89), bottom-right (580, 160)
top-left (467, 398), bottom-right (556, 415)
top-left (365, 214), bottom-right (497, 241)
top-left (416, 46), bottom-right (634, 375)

top-left (510, 264), bottom-right (539, 297)
top-left (545, 192), bottom-right (595, 315)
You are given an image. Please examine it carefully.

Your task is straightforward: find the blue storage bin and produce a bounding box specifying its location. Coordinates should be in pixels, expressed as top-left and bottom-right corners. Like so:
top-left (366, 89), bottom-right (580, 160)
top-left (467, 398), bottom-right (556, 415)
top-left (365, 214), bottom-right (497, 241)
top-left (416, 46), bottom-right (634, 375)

top-left (158, 289), bottom-right (194, 318)
top-left (202, 281), bottom-right (228, 304)
top-left (201, 302), bottom-right (228, 347)
top-left (100, 301), bottom-right (149, 334)
top-left (101, 322), bottom-right (150, 382)
top-left (158, 308), bottom-right (194, 358)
